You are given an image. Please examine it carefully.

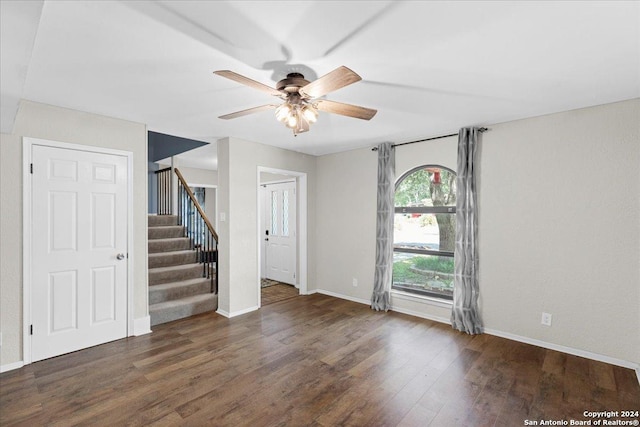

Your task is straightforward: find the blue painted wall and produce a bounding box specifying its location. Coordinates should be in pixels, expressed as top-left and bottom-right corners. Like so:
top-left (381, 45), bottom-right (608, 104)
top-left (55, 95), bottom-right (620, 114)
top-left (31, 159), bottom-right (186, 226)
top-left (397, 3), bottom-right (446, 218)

top-left (148, 131), bottom-right (207, 213)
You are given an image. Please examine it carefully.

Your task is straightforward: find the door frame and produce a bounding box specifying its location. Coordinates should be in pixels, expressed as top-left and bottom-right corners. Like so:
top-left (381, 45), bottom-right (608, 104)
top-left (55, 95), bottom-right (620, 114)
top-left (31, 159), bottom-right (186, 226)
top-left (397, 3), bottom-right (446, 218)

top-left (22, 137), bottom-right (134, 365)
top-left (257, 167), bottom-right (308, 307)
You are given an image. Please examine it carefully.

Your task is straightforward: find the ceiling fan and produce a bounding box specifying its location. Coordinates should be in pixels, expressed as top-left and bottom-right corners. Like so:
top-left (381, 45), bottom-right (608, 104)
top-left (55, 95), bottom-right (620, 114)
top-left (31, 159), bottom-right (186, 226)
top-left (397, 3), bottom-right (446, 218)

top-left (213, 66), bottom-right (377, 136)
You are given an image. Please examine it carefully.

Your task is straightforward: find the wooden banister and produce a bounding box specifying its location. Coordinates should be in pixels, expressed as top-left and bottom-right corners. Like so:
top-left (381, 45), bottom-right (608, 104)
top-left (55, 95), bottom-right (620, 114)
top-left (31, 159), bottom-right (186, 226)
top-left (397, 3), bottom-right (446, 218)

top-left (174, 168), bottom-right (218, 242)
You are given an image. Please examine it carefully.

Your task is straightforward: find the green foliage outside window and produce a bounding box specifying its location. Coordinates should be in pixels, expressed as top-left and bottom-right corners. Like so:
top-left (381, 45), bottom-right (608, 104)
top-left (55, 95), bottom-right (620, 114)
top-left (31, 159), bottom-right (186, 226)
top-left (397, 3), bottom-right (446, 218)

top-left (393, 166), bottom-right (456, 299)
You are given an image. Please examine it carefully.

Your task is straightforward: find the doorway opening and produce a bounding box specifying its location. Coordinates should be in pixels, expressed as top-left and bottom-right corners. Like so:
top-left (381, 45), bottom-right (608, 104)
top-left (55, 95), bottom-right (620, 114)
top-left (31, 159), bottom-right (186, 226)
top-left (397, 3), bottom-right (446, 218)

top-left (257, 167), bottom-right (307, 307)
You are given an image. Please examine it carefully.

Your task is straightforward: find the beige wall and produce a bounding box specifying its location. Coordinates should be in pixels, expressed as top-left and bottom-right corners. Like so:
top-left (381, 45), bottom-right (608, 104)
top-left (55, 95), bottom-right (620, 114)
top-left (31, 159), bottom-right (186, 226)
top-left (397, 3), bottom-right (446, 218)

top-left (315, 147), bottom-right (377, 301)
top-left (478, 99), bottom-right (639, 364)
top-left (217, 137), bottom-right (316, 315)
top-left (0, 101), bottom-right (148, 366)
top-left (158, 164), bottom-right (218, 187)
top-left (315, 99), bottom-right (640, 365)
top-left (0, 133), bottom-right (24, 366)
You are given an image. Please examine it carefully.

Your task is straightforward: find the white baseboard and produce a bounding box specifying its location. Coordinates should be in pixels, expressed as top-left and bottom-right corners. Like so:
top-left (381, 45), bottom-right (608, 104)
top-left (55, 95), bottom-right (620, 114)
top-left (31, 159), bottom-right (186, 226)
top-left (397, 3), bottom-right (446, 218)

top-left (216, 305), bottom-right (259, 318)
top-left (315, 289), bottom-right (370, 305)
top-left (484, 327), bottom-right (639, 372)
top-left (315, 288), bottom-right (639, 384)
top-left (216, 308), bottom-right (230, 318)
top-left (1, 360), bottom-right (24, 373)
top-left (133, 316), bottom-right (151, 336)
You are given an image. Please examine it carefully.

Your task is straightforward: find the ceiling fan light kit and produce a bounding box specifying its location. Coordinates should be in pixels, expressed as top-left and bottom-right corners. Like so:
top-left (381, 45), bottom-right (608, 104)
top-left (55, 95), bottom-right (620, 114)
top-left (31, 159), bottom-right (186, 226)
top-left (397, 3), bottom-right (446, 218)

top-left (213, 66), bottom-right (377, 136)
top-left (276, 101), bottom-right (318, 135)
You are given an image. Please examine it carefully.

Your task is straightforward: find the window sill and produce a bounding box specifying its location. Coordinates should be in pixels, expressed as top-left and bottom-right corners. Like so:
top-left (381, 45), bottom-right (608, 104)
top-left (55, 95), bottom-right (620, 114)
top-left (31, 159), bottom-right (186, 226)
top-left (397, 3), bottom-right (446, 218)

top-left (390, 290), bottom-right (453, 309)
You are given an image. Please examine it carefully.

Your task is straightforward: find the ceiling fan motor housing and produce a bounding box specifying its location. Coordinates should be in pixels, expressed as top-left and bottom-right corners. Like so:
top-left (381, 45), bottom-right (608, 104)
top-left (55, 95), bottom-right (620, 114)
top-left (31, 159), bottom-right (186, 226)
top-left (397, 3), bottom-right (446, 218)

top-left (276, 73), bottom-right (310, 94)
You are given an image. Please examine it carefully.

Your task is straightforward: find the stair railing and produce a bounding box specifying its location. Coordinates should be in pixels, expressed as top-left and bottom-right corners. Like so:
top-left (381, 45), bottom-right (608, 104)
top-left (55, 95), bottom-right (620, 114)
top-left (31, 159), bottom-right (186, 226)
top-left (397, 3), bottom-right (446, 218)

top-left (154, 167), bottom-right (172, 215)
top-left (175, 168), bottom-right (218, 294)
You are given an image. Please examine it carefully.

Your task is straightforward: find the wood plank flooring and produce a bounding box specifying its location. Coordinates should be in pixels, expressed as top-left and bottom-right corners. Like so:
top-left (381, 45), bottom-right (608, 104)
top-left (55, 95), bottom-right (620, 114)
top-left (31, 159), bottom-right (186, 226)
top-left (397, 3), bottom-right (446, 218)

top-left (261, 283), bottom-right (299, 306)
top-left (1, 293), bottom-right (638, 426)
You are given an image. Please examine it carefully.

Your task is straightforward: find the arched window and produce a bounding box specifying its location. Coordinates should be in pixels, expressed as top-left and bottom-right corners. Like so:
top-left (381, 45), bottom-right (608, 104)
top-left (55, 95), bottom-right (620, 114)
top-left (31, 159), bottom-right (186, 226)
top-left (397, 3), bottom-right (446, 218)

top-left (393, 165), bottom-right (456, 300)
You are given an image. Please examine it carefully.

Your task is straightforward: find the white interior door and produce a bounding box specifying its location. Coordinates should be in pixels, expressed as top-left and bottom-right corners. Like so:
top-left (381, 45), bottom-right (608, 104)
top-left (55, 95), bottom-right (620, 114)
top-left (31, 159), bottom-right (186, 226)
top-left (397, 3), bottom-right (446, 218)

top-left (263, 182), bottom-right (297, 285)
top-left (30, 144), bottom-right (128, 362)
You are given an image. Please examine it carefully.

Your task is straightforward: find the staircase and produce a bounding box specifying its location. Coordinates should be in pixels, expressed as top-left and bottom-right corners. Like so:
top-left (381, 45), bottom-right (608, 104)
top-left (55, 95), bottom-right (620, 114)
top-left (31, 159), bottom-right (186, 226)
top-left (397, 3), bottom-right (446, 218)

top-left (148, 214), bottom-right (217, 327)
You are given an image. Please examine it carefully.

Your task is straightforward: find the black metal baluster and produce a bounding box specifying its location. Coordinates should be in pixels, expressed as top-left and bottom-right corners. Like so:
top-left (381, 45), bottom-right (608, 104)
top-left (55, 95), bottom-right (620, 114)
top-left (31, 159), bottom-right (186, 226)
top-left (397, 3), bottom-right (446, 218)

top-left (205, 227), bottom-right (209, 279)
top-left (201, 217), bottom-right (206, 278)
top-left (214, 241), bottom-right (218, 294)
top-left (187, 199), bottom-right (192, 249)
top-left (177, 185), bottom-right (182, 229)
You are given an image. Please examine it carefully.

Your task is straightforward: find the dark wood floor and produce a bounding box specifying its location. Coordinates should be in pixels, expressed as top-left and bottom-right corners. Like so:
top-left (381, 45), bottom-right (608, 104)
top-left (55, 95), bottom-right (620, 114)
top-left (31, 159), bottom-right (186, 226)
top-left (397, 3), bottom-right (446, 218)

top-left (262, 283), bottom-right (299, 306)
top-left (1, 294), bottom-right (638, 426)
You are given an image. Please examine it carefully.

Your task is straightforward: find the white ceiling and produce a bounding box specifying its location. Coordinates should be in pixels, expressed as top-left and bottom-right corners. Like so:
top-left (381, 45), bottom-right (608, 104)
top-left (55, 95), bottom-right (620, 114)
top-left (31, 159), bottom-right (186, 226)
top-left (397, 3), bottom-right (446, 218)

top-left (2, 1), bottom-right (639, 158)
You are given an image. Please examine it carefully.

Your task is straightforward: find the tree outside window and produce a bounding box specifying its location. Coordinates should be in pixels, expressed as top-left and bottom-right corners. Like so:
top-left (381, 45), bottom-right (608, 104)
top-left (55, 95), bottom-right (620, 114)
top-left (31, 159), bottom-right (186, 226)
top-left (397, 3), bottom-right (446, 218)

top-left (393, 165), bottom-right (456, 300)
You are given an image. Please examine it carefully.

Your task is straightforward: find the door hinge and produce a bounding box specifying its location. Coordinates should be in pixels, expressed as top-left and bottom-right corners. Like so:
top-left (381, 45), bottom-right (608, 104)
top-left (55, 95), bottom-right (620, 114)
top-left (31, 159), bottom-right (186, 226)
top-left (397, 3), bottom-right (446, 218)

top-left (293, 273), bottom-right (296, 279)
top-left (30, 163), bottom-right (33, 174)
top-left (30, 325), bottom-right (33, 335)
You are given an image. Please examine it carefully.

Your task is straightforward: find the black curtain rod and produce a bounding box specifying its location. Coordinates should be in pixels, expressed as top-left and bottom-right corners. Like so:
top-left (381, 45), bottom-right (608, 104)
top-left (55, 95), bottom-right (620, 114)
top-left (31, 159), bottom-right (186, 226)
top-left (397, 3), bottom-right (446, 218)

top-left (371, 127), bottom-right (488, 151)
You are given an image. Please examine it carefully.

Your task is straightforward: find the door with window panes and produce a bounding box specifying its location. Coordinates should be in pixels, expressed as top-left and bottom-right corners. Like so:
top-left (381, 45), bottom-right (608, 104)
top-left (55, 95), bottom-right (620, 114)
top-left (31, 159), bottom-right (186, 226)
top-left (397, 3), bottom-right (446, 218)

top-left (263, 181), bottom-right (297, 285)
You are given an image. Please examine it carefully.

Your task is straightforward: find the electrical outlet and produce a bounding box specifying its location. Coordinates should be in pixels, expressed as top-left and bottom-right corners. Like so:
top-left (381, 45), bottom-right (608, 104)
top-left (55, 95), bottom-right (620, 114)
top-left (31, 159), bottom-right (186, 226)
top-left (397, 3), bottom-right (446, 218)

top-left (541, 312), bottom-right (552, 326)
top-left (352, 278), bottom-right (358, 287)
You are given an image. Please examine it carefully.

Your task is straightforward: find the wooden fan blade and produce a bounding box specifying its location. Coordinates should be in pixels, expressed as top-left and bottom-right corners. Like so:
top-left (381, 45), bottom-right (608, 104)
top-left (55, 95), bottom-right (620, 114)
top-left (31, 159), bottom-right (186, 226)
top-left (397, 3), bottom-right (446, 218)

top-left (299, 66), bottom-right (361, 99)
top-left (219, 104), bottom-right (278, 120)
top-left (315, 100), bottom-right (377, 120)
top-left (214, 70), bottom-right (282, 97)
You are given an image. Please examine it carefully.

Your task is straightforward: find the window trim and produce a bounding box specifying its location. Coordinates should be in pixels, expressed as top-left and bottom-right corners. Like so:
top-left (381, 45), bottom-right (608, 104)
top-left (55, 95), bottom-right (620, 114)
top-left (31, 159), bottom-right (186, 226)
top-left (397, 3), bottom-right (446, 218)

top-left (396, 206), bottom-right (455, 214)
top-left (392, 164), bottom-right (456, 301)
top-left (391, 289), bottom-right (453, 309)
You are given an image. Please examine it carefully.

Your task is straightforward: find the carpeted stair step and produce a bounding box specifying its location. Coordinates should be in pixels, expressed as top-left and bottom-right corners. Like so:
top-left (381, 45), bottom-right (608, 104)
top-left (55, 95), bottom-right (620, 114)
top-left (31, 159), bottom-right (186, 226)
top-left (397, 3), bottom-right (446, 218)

top-left (148, 215), bottom-right (178, 227)
top-left (150, 293), bottom-right (218, 327)
top-left (149, 277), bottom-right (212, 304)
top-left (148, 237), bottom-right (191, 254)
top-left (149, 263), bottom-right (204, 286)
top-left (148, 250), bottom-right (197, 268)
top-left (149, 225), bottom-right (184, 240)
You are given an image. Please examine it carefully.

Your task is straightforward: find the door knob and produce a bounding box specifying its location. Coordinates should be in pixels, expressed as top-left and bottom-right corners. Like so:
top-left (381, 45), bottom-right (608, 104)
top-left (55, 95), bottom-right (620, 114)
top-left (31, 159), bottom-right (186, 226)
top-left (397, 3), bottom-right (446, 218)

top-left (116, 253), bottom-right (125, 260)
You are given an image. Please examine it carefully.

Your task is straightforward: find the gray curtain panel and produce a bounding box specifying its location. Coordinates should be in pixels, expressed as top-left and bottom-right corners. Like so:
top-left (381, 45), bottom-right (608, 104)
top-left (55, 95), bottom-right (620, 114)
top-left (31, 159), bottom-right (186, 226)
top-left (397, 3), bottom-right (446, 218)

top-left (451, 128), bottom-right (483, 334)
top-left (371, 142), bottom-right (395, 311)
